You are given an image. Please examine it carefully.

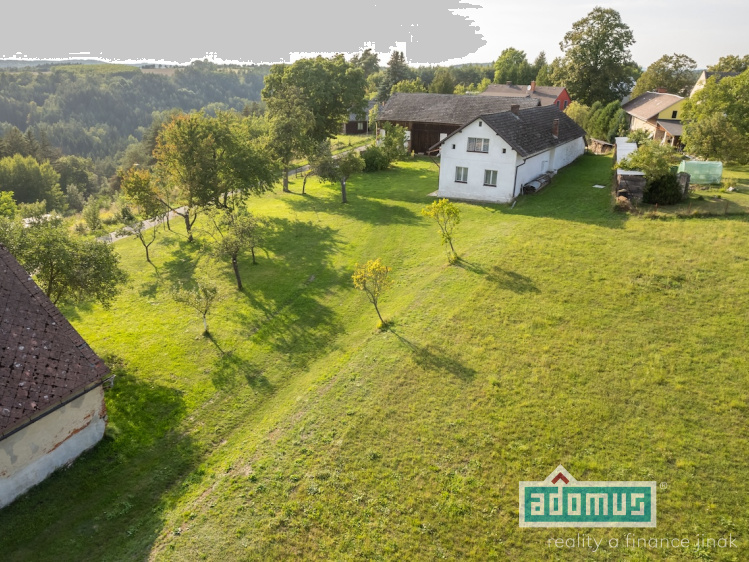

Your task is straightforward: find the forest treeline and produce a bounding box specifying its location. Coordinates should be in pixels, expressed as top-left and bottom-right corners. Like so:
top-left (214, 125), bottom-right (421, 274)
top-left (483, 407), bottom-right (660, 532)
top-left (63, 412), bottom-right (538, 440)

top-left (0, 61), bottom-right (269, 166)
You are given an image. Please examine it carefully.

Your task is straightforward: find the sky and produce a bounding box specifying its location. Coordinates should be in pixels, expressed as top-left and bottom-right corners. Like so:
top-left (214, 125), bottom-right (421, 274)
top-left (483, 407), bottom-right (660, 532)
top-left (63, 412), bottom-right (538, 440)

top-left (1, 0), bottom-right (746, 68)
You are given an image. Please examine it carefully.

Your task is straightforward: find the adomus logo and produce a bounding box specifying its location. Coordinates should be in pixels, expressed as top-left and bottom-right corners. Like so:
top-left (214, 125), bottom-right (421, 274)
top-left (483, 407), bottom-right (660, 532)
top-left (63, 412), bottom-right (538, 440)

top-left (519, 465), bottom-right (656, 528)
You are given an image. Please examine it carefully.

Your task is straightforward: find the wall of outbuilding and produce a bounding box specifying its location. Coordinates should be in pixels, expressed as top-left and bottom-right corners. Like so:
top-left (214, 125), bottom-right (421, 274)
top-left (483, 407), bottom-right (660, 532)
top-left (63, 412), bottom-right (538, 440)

top-left (0, 386), bottom-right (106, 508)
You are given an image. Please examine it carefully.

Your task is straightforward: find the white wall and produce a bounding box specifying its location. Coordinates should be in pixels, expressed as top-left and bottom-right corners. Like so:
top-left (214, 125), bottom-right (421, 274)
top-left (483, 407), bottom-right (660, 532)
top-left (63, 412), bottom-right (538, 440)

top-left (437, 119), bottom-right (585, 202)
top-left (436, 119), bottom-right (518, 203)
top-left (552, 137), bottom-right (585, 170)
top-left (0, 386), bottom-right (106, 508)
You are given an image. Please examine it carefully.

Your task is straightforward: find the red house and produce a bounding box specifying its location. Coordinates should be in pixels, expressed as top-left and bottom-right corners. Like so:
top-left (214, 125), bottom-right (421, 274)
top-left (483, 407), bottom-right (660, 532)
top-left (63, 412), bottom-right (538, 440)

top-left (480, 81), bottom-right (571, 110)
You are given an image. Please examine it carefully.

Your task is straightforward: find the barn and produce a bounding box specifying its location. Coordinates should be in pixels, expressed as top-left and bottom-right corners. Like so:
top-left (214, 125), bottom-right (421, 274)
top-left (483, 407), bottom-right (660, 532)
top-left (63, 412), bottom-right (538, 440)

top-left (377, 93), bottom-right (539, 154)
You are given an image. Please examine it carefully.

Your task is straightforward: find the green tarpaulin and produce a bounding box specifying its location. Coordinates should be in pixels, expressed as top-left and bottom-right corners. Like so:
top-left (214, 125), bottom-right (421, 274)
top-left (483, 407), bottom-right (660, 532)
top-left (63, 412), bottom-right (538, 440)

top-left (678, 160), bottom-right (723, 184)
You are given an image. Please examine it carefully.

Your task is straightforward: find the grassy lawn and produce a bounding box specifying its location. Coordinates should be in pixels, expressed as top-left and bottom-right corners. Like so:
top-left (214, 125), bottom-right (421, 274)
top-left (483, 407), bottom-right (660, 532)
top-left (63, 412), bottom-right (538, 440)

top-left (1, 154), bottom-right (748, 560)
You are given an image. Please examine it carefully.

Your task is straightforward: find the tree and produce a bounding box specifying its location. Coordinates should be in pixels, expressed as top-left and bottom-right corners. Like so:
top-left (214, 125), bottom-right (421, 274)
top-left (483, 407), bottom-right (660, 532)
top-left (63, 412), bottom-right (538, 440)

top-left (152, 111), bottom-right (278, 241)
top-left (559, 7), bottom-right (638, 105)
top-left (266, 85), bottom-right (315, 192)
top-left (380, 122), bottom-right (408, 162)
top-left (118, 219), bottom-right (158, 263)
top-left (390, 78), bottom-right (427, 95)
top-left (0, 154), bottom-right (65, 212)
top-left (618, 140), bottom-right (678, 181)
top-left (421, 199), bottom-right (461, 263)
top-left (493, 48), bottom-right (533, 85)
top-left (619, 141), bottom-right (683, 204)
top-left (682, 70), bottom-right (749, 164)
top-left (82, 198), bottom-right (102, 231)
top-left (206, 208), bottom-right (265, 290)
top-left (532, 52), bottom-right (548, 80)
top-left (564, 101), bottom-right (590, 130)
top-left (708, 55), bottom-right (749, 73)
top-left (350, 48), bottom-right (380, 79)
top-left (262, 55), bottom-right (366, 142)
top-left (377, 51), bottom-right (414, 102)
top-left (429, 68), bottom-right (456, 94)
top-left (171, 279), bottom-right (220, 335)
top-left (352, 258), bottom-right (393, 327)
top-left (316, 148), bottom-right (365, 203)
top-left (0, 191), bottom-right (17, 218)
top-left (10, 215), bottom-right (127, 306)
top-left (631, 53), bottom-right (698, 98)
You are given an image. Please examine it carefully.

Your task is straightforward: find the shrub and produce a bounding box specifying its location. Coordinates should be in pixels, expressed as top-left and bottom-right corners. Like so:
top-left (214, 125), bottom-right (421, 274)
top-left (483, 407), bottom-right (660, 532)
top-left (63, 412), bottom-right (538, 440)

top-left (361, 145), bottom-right (390, 172)
top-left (644, 172), bottom-right (683, 205)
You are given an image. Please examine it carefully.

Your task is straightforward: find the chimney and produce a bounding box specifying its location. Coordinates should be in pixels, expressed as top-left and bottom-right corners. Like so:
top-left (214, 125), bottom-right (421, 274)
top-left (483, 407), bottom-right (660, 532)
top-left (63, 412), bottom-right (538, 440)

top-left (506, 81), bottom-right (512, 86)
top-left (530, 80), bottom-right (536, 93)
top-left (656, 87), bottom-right (667, 93)
top-left (511, 104), bottom-right (520, 115)
top-left (552, 118), bottom-right (559, 138)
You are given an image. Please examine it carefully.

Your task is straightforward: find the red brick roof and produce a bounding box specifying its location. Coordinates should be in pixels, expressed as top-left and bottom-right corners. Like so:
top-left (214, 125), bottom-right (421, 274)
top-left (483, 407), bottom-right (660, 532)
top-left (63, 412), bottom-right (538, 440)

top-left (0, 244), bottom-right (108, 439)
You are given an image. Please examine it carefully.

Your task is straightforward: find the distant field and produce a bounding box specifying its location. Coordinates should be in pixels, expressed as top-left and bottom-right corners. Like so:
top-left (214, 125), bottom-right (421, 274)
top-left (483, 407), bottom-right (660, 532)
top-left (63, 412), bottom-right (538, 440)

top-left (0, 155), bottom-right (747, 560)
top-left (141, 68), bottom-right (177, 77)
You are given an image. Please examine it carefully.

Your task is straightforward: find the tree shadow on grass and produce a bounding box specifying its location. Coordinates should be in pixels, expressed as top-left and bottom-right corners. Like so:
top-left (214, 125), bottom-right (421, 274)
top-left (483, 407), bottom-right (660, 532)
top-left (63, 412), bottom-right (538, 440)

top-left (282, 190), bottom-right (422, 226)
top-left (160, 238), bottom-right (210, 287)
top-left (214, 217), bottom-right (348, 371)
top-left (0, 354), bottom-right (201, 560)
top-left (388, 328), bottom-right (476, 381)
top-left (210, 351), bottom-right (274, 393)
top-left (456, 258), bottom-right (540, 294)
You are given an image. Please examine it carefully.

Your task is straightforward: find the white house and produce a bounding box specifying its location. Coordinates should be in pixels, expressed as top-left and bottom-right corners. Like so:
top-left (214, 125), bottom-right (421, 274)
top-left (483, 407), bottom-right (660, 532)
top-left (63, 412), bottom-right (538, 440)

top-left (433, 105), bottom-right (586, 203)
top-left (0, 244), bottom-right (109, 509)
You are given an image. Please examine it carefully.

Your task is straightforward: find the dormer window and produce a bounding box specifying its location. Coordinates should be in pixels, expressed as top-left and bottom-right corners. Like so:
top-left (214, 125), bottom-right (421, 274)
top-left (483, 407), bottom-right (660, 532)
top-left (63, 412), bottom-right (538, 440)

top-left (467, 137), bottom-right (489, 153)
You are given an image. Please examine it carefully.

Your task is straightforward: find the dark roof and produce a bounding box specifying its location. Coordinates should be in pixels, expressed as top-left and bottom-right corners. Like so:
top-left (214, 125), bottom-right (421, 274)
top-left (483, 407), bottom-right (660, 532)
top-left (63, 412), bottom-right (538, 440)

top-left (621, 92), bottom-right (683, 121)
top-left (657, 120), bottom-right (683, 137)
top-left (703, 71), bottom-right (740, 82)
top-left (348, 100), bottom-right (378, 122)
top-left (435, 105), bottom-right (586, 158)
top-left (0, 245), bottom-right (108, 439)
top-left (480, 83), bottom-right (566, 106)
top-left (378, 93), bottom-right (539, 126)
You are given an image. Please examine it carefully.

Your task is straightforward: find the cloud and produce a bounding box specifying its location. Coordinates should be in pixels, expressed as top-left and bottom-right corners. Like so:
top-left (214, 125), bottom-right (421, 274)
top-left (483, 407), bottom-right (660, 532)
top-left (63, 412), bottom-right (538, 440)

top-left (2, 0), bottom-right (486, 64)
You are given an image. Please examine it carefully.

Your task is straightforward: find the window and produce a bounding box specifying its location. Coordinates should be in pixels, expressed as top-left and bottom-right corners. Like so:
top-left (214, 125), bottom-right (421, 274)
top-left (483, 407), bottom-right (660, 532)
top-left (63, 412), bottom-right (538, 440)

top-left (478, 121), bottom-right (483, 127)
top-left (502, 148), bottom-right (506, 154)
top-left (357, 122), bottom-right (364, 131)
top-left (452, 144), bottom-right (456, 149)
top-left (484, 169), bottom-right (498, 187)
top-left (555, 100), bottom-right (559, 107)
top-left (671, 110), bottom-right (678, 119)
top-left (455, 166), bottom-right (468, 183)
top-left (467, 137), bottom-right (489, 153)
top-left (563, 100), bottom-right (569, 109)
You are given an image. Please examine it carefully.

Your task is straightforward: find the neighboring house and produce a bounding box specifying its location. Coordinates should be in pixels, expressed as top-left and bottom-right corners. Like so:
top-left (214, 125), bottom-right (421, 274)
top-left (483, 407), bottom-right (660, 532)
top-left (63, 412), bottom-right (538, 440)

top-left (342, 100), bottom-right (378, 135)
top-left (480, 81), bottom-right (571, 110)
top-left (621, 91), bottom-right (684, 146)
top-left (377, 93), bottom-right (539, 153)
top-left (0, 245), bottom-right (109, 509)
top-left (432, 105), bottom-right (586, 203)
top-left (690, 70), bottom-right (740, 97)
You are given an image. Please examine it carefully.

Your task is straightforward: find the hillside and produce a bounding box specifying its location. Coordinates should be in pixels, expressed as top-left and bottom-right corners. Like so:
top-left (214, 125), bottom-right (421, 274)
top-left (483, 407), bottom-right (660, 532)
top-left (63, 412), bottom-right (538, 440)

top-left (0, 155), bottom-right (747, 560)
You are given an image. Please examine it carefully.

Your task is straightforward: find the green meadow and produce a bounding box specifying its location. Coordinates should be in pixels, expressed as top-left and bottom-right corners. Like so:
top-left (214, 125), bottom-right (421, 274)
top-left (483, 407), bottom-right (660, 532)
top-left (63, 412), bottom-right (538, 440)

top-left (1, 154), bottom-right (747, 561)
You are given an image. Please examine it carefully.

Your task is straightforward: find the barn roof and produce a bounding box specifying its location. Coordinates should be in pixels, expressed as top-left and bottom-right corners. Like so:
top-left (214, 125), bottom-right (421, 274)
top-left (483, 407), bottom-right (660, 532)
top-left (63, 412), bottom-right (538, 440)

top-left (378, 93), bottom-right (539, 126)
top-left (621, 92), bottom-right (683, 121)
top-left (0, 245), bottom-right (108, 440)
top-left (480, 83), bottom-right (566, 106)
top-left (435, 105), bottom-right (586, 158)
